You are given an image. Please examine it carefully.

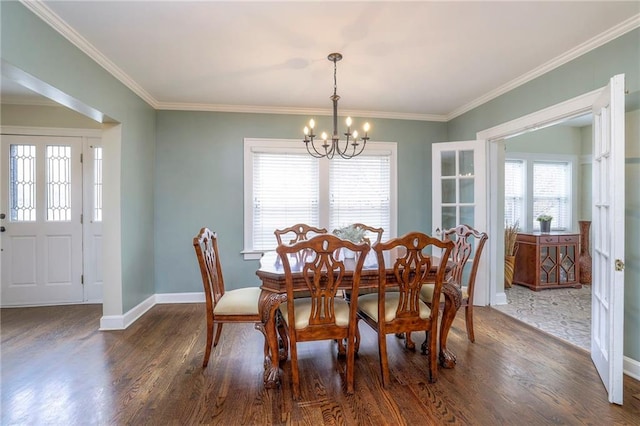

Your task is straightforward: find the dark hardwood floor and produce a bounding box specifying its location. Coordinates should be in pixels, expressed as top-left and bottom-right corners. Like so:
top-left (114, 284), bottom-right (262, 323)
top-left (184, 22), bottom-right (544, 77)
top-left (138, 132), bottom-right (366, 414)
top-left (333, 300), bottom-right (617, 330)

top-left (2, 303), bottom-right (639, 425)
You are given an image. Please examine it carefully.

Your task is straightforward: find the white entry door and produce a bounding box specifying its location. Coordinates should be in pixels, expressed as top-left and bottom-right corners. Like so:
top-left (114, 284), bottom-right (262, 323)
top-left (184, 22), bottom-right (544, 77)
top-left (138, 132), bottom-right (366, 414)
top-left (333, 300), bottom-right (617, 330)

top-left (432, 140), bottom-right (488, 304)
top-left (591, 74), bottom-right (625, 404)
top-left (1, 135), bottom-right (83, 305)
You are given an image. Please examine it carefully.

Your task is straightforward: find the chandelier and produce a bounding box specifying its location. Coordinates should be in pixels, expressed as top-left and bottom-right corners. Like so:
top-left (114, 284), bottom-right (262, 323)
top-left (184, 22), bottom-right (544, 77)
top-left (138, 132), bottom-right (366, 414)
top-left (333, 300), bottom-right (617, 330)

top-left (302, 53), bottom-right (370, 159)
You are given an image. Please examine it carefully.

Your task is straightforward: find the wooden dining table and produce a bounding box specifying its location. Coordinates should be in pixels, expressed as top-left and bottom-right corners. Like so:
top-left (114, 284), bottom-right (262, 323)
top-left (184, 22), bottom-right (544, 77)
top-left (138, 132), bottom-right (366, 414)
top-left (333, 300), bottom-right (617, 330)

top-left (255, 249), bottom-right (462, 388)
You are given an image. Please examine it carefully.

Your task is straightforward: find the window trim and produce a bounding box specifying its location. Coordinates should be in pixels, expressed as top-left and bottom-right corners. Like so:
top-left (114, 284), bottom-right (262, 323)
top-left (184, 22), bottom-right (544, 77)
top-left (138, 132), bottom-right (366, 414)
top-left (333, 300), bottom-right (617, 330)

top-left (505, 152), bottom-right (578, 232)
top-left (243, 138), bottom-right (398, 260)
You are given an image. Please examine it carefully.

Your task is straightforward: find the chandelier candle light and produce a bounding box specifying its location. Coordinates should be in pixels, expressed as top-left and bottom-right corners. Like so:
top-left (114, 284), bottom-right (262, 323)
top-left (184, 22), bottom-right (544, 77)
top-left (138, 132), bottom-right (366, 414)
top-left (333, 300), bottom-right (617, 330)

top-left (302, 53), bottom-right (370, 159)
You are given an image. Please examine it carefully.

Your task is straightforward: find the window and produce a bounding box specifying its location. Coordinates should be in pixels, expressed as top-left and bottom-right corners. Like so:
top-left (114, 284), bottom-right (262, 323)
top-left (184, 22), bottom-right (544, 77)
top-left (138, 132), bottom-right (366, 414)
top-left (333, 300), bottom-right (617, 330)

top-left (504, 159), bottom-right (524, 227)
top-left (532, 161), bottom-right (571, 230)
top-left (244, 138), bottom-right (397, 258)
top-left (504, 153), bottom-right (576, 232)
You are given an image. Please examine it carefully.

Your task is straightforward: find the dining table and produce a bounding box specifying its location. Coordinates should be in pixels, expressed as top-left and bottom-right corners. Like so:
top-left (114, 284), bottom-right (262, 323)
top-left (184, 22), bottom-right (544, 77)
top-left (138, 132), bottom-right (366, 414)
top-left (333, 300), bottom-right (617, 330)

top-left (255, 249), bottom-right (462, 388)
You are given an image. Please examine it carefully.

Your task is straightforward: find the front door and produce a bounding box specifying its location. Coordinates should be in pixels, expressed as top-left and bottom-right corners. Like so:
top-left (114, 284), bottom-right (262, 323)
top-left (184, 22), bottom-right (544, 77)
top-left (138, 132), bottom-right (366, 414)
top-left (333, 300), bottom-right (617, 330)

top-left (432, 140), bottom-right (488, 304)
top-left (1, 134), bottom-right (83, 305)
top-left (591, 74), bottom-right (625, 404)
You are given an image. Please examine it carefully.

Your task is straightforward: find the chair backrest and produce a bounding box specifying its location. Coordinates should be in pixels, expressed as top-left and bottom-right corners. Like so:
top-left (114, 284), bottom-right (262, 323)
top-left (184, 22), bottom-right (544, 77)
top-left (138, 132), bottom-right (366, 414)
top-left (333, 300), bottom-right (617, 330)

top-left (274, 223), bottom-right (328, 246)
top-left (193, 228), bottom-right (225, 309)
top-left (276, 234), bottom-right (370, 337)
top-left (350, 223), bottom-right (384, 245)
top-left (442, 224), bottom-right (489, 303)
top-left (374, 232), bottom-right (454, 325)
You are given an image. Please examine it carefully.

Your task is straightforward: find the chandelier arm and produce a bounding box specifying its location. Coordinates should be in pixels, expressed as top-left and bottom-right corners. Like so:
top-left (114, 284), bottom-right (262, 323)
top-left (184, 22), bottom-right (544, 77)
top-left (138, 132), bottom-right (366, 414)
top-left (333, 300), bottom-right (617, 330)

top-left (306, 139), bottom-right (329, 158)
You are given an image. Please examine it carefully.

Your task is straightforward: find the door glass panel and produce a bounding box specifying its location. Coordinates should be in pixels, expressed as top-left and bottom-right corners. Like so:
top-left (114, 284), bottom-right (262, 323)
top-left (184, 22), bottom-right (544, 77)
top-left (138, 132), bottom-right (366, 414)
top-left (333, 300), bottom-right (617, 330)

top-left (459, 178), bottom-right (474, 203)
top-left (93, 147), bottom-right (103, 222)
top-left (9, 144), bottom-right (36, 222)
top-left (46, 145), bottom-right (71, 221)
top-left (459, 150), bottom-right (474, 176)
top-left (441, 179), bottom-right (456, 204)
top-left (460, 206), bottom-right (475, 228)
top-left (442, 206), bottom-right (457, 230)
top-left (441, 151), bottom-right (456, 176)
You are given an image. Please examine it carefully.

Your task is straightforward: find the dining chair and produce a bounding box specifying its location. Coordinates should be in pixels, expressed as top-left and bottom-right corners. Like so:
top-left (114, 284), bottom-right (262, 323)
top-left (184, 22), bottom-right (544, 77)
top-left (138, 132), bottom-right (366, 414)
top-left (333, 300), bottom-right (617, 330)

top-left (357, 231), bottom-right (454, 386)
top-left (274, 223), bottom-right (328, 246)
top-left (419, 224), bottom-right (488, 342)
top-left (276, 234), bottom-right (370, 399)
top-left (193, 227), bottom-right (262, 368)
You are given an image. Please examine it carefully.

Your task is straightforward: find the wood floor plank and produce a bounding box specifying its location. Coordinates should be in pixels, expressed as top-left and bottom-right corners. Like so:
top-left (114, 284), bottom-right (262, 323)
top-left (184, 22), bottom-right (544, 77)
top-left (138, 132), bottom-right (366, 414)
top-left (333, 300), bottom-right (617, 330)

top-left (2, 304), bottom-right (639, 425)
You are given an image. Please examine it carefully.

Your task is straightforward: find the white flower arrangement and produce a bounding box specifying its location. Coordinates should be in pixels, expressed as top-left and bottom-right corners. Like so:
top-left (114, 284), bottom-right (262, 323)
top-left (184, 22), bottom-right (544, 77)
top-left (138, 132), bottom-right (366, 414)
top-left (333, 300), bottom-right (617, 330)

top-left (332, 224), bottom-right (366, 243)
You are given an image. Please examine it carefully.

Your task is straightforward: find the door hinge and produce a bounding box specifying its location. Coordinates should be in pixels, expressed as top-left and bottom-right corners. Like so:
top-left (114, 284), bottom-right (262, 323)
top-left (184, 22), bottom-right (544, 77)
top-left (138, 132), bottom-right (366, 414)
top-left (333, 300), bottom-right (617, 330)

top-left (80, 153), bottom-right (83, 163)
top-left (81, 274), bottom-right (84, 284)
top-left (615, 259), bottom-right (625, 271)
top-left (80, 214), bottom-right (83, 224)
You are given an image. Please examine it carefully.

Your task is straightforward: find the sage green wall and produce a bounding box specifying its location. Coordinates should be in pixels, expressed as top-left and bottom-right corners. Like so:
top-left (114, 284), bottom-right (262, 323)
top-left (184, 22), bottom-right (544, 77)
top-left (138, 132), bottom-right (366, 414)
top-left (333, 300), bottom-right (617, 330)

top-left (506, 125), bottom-right (584, 154)
top-left (1, 104), bottom-right (103, 129)
top-left (154, 111), bottom-right (446, 292)
top-left (1, 2), bottom-right (157, 312)
top-left (447, 28), bottom-right (640, 362)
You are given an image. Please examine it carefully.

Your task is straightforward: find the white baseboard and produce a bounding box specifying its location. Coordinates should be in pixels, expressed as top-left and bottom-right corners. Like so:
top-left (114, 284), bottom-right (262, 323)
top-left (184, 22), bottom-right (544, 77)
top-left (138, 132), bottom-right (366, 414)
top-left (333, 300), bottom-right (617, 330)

top-left (492, 291), bottom-right (508, 305)
top-left (155, 292), bottom-right (205, 304)
top-left (99, 292), bottom-right (204, 330)
top-left (99, 295), bottom-right (155, 330)
top-left (624, 356), bottom-right (640, 380)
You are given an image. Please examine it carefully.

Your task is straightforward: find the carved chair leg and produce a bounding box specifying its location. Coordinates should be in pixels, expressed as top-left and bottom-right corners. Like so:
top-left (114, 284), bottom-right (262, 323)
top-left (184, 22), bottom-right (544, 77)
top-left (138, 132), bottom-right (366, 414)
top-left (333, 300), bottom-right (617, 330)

top-left (202, 318), bottom-right (214, 368)
top-left (465, 305), bottom-right (475, 343)
top-left (379, 332), bottom-right (390, 387)
top-left (213, 322), bottom-right (224, 346)
top-left (420, 330), bottom-right (429, 355)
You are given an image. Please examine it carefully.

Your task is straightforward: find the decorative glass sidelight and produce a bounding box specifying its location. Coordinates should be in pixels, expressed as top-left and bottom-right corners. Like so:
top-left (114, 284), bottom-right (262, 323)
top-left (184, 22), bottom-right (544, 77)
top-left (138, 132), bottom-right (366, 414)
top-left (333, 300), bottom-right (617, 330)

top-left (46, 145), bottom-right (71, 221)
top-left (9, 144), bottom-right (37, 221)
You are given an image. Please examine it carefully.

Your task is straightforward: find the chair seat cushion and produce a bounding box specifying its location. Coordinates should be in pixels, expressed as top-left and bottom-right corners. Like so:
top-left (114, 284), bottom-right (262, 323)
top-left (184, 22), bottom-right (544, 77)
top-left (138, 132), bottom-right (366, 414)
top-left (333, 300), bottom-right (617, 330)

top-left (214, 287), bottom-right (261, 315)
top-left (419, 284), bottom-right (468, 304)
top-left (279, 297), bottom-right (350, 329)
top-left (358, 292), bottom-right (431, 322)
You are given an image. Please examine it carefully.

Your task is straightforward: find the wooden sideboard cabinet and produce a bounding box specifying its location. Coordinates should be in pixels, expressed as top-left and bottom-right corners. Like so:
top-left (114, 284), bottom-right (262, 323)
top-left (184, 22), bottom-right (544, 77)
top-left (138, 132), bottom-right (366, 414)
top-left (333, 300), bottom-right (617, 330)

top-left (513, 232), bottom-right (582, 291)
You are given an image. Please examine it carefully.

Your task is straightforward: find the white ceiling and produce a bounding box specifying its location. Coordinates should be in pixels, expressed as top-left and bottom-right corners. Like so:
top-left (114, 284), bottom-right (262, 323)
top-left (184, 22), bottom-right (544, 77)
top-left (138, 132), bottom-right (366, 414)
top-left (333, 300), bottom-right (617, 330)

top-left (5, 1), bottom-right (640, 121)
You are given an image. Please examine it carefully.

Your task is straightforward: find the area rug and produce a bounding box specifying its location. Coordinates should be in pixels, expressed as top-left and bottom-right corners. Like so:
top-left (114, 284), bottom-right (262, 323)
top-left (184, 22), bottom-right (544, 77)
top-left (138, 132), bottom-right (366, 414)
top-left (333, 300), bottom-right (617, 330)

top-left (493, 284), bottom-right (591, 350)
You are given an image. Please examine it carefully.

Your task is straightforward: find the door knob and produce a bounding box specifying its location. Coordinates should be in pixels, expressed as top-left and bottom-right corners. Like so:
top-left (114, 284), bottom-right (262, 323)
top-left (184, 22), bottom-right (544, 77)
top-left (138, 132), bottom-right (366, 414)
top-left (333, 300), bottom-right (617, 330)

top-left (0, 213), bottom-right (5, 219)
top-left (0, 226), bottom-right (5, 232)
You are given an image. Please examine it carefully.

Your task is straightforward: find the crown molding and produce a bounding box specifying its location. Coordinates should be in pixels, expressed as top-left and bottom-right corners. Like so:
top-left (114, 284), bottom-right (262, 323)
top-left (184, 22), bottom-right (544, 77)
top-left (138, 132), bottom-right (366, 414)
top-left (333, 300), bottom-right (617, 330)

top-left (21, 0), bottom-right (159, 108)
top-left (22, 1), bottom-right (639, 122)
top-left (448, 13), bottom-right (640, 121)
top-left (155, 101), bottom-right (448, 121)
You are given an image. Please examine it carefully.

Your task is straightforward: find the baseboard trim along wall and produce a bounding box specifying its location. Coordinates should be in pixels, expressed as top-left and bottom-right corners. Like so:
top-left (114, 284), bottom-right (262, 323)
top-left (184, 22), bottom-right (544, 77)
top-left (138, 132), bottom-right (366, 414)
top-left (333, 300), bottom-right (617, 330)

top-left (99, 292), bottom-right (205, 330)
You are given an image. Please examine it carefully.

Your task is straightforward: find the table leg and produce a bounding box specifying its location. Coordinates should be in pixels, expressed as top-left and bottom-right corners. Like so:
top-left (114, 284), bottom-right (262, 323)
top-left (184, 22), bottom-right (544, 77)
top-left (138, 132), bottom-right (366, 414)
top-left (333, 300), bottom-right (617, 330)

top-left (255, 290), bottom-right (288, 388)
top-left (438, 282), bottom-right (462, 368)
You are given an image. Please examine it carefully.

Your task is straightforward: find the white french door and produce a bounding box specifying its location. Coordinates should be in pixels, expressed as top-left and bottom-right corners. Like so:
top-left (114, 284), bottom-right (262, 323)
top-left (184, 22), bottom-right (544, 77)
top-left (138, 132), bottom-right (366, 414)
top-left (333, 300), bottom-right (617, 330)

top-left (1, 135), bottom-right (83, 305)
top-left (591, 74), bottom-right (625, 405)
top-left (432, 140), bottom-right (488, 304)
top-left (82, 138), bottom-right (104, 303)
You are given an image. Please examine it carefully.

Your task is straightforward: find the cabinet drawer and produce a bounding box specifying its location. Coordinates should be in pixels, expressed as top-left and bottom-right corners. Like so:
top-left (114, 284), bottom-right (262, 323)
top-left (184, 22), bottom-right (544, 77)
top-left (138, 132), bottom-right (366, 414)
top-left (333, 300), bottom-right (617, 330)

top-left (558, 235), bottom-right (579, 244)
top-left (538, 235), bottom-right (558, 244)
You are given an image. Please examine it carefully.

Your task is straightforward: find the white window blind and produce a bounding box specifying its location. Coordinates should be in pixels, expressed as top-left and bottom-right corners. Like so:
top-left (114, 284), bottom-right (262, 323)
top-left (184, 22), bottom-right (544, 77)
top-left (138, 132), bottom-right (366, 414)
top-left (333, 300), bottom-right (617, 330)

top-left (533, 161), bottom-right (570, 231)
top-left (252, 152), bottom-right (319, 250)
top-left (329, 155), bottom-right (391, 234)
top-left (504, 159), bottom-right (524, 226)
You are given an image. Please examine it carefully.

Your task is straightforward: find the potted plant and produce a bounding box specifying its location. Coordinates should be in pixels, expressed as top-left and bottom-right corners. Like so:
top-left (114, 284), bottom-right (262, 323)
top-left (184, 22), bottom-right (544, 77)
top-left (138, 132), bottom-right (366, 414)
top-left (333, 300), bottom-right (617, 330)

top-left (333, 224), bottom-right (367, 258)
top-left (537, 214), bottom-right (553, 233)
top-left (504, 221), bottom-right (519, 288)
